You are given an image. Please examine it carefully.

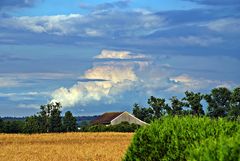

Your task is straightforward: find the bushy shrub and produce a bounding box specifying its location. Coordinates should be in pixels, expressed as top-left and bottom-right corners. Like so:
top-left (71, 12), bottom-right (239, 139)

top-left (124, 116), bottom-right (240, 161)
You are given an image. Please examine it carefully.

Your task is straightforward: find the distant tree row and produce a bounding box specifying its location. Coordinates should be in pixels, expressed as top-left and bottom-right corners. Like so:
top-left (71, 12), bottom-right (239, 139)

top-left (133, 87), bottom-right (240, 123)
top-left (80, 121), bottom-right (140, 132)
top-left (0, 102), bottom-right (77, 133)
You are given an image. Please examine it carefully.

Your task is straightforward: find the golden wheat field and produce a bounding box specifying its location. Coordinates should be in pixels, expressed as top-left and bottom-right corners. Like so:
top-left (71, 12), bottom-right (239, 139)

top-left (0, 132), bottom-right (133, 161)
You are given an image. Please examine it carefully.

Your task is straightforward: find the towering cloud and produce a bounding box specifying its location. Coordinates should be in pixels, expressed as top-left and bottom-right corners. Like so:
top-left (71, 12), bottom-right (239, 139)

top-left (51, 50), bottom-right (140, 107)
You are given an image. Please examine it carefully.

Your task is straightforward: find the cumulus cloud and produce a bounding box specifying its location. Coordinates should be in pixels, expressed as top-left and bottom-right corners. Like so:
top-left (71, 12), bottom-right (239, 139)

top-left (94, 49), bottom-right (147, 59)
top-left (51, 50), bottom-right (143, 107)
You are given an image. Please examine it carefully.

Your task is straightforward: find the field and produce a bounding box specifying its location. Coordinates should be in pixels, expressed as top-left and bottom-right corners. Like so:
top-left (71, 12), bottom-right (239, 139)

top-left (0, 132), bottom-right (133, 161)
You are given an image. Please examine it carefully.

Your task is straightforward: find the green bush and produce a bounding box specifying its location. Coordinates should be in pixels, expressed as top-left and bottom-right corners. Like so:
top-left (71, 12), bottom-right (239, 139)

top-left (124, 116), bottom-right (240, 161)
top-left (188, 133), bottom-right (240, 161)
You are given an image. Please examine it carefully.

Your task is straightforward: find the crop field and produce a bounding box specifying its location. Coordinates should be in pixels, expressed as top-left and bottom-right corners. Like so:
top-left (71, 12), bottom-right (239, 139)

top-left (0, 132), bottom-right (133, 161)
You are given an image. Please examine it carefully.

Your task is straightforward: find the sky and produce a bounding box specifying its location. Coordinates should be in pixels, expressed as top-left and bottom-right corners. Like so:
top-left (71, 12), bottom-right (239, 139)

top-left (0, 0), bottom-right (239, 116)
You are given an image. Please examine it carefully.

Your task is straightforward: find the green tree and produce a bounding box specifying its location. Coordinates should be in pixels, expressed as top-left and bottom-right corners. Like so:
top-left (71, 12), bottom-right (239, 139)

top-left (132, 103), bottom-right (153, 123)
top-left (49, 102), bottom-right (62, 132)
top-left (169, 96), bottom-right (184, 116)
top-left (148, 96), bottom-right (168, 118)
top-left (3, 121), bottom-right (24, 133)
top-left (183, 91), bottom-right (204, 116)
top-left (63, 111), bottom-right (77, 132)
top-left (205, 87), bottom-right (231, 118)
top-left (24, 115), bottom-right (43, 133)
top-left (228, 87), bottom-right (240, 120)
top-left (37, 102), bottom-right (63, 133)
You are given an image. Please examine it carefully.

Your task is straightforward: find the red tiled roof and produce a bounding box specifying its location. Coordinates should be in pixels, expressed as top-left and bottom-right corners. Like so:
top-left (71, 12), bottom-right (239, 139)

top-left (91, 112), bottom-right (123, 125)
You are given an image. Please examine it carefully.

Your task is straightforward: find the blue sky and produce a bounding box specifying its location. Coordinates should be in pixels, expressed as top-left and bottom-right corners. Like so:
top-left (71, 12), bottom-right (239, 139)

top-left (0, 0), bottom-right (239, 116)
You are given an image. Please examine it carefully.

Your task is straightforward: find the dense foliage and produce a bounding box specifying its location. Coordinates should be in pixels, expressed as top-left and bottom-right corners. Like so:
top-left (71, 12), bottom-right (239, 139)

top-left (124, 116), bottom-right (240, 161)
top-left (0, 119), bottom-right (24, 133)
top-left (133, 87), bottom-right (240, 122)
top-left (80, 121), bottom-right (140, 132)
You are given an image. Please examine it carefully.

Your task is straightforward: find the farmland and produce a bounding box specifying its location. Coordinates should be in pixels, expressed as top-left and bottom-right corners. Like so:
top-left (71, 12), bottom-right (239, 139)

top-left (0, 132), bottom-right (133, 161)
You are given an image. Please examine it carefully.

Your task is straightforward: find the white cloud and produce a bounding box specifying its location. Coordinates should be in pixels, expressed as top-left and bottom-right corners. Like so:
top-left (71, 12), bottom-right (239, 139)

top-left (168, 74), bottom-right (235, 93)
top-left (51, 50), bottom-right (147, 107)
top-left (0, 11), bottom-right (165, 37)
top-left (205, 18), bottom-right (240, 33)
top-left (0, 14), bottom-right (83, 36)
top-left (94, 49), bottom-right (147, 59)
top-left (52, 64), bottom-right (138, 107)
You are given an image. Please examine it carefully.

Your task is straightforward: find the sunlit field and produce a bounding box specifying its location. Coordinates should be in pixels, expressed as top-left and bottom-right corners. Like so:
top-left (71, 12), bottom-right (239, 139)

top-left (0, 132), bottom-right (133, 161)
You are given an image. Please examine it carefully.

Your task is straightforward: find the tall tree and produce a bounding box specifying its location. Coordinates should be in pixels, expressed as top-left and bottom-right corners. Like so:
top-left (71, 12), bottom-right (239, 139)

top-left (38, 102), bottom-right (63, 132)
top-left (183, 91), bottom-right (204, 116)
top-left (148, 96), bottom-right (168, 118)
top-left (228, 87), bottom-right (240, 120)
top-left (63, 111), bottom-right (77, 132)
top-left (49, 102), bottom-right (62, 132)
top-left (205, 87), bottom-right (231, 118)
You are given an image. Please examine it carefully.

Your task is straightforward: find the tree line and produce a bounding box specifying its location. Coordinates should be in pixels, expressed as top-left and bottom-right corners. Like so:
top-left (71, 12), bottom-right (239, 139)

top-left (0, 102), bottom-right (77, 133)
top-left (133, 87), bottom-right (240, 123)
top-left (1, 86), bottom-right (239, 133)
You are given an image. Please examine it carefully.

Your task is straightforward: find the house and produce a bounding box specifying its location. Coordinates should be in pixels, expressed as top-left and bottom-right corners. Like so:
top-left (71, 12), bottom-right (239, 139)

top-left (91, 111), bottom-right (148, 126)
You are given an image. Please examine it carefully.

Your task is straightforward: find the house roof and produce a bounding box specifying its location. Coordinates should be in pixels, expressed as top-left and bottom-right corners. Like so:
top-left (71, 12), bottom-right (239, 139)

top-left (91, 112), bottom-right (124, 125)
